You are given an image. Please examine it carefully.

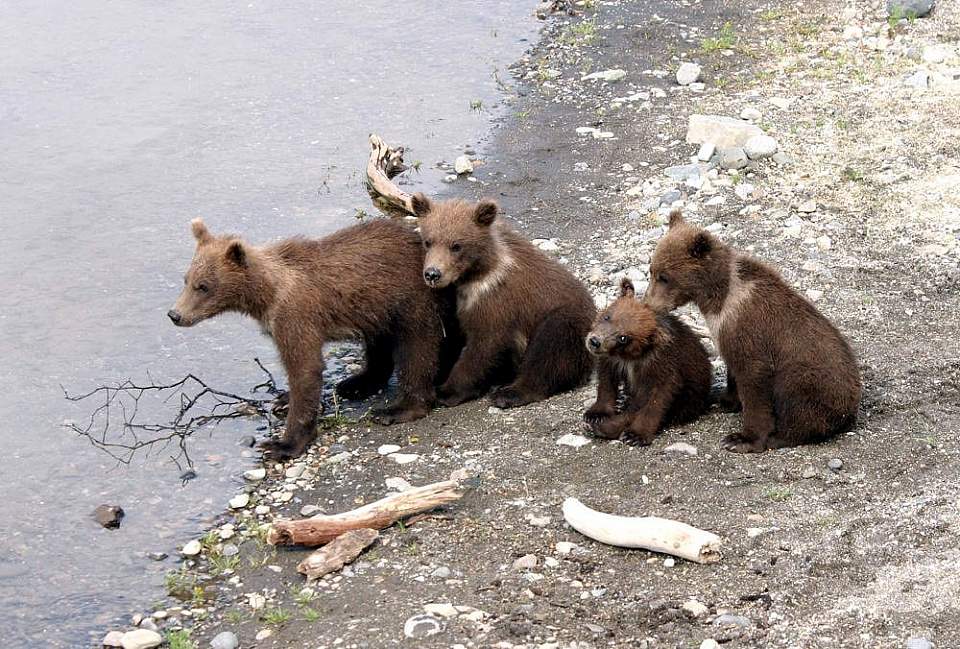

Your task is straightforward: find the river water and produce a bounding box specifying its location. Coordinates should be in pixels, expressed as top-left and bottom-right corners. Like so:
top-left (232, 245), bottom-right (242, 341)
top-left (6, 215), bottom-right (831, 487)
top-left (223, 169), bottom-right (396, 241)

top-left (0, 2), bottom-right (537, 645)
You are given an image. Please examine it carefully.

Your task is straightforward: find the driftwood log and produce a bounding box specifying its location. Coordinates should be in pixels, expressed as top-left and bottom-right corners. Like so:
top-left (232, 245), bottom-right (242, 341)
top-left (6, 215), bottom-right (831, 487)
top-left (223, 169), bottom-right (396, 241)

top-left (562, 497), bottom-right (722, 564)
top-left (365, 134), bottom-right (416, 218)
top-left (297, 528), bottom-right (379, 580)
top-left (268, 479), bottom-right (468, 547)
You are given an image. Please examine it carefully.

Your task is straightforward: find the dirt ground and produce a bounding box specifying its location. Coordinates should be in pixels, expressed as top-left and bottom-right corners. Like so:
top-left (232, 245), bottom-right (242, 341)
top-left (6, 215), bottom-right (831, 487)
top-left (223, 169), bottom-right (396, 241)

top-left (138, 1), bottom-right (960, 648)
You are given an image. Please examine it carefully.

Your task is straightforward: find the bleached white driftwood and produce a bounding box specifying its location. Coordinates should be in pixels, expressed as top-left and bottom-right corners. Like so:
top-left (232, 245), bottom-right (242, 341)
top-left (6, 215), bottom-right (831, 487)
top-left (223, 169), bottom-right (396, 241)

top-left (365, 133), bottom-right (416, 218)
top-left (562, 497), bottom-right (722, 564)
top-left (297, 528), bottom-right (379, 580)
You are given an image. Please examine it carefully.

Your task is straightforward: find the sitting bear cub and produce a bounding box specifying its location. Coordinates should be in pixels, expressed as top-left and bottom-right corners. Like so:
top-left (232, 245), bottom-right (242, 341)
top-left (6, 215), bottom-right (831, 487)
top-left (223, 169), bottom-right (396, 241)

top-left (168, 218), bottom-right (446, 460)
top-left (584, 278), bottom-right (711, 446)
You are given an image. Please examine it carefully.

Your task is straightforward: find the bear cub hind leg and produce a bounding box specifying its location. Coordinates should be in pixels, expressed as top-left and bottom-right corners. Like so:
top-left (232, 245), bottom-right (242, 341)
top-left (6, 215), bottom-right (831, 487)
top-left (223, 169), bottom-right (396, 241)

top-left (336, 335), bottom-right (395, 401)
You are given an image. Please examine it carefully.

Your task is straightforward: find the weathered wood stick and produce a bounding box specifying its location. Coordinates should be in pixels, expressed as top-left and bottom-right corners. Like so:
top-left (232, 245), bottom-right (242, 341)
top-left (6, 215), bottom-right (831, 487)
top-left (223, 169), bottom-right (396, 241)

top-left (297, 528), bottom-right (379, 580)
top-left (268, 479), bottom-right (467, 547)
top-left (365, 134), bottom-right (416, 218)
top-left (562, 497), bottom-right (722, 564)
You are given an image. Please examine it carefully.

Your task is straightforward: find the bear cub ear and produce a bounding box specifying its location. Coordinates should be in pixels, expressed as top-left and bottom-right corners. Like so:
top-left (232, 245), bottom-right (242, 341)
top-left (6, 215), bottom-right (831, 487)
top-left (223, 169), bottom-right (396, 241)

top-left (191, 218), bottom-right (211, 243)
top-left (411, 193), bottom-right (432, 218)
top-left (668, 209), bottom-right (685, 229)
top-left (226, 240), bottom-right (246, 267)
top-left (689, 232), bottom-right (712, 259)
top-left (619, 277), bottom-right (635, 298)
top-left (473, 199), bottom-right (498, 227)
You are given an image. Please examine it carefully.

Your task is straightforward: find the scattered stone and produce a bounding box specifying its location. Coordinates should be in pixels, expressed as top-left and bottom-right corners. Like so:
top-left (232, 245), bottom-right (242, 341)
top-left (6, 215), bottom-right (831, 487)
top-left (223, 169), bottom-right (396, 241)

top-left (284, 464), bottom-right (305, 479)
top-left (744, 135), bottom-right (778, 160)
top-left (816, 235), bottom-right (832, 251)
top-left (697, 142), bottom-right (716, 162)
top-left (576, 126), bottom-right (598, 136)
top-left (385, 477), bottom-right (412, 492)
top-left (556, 541), bottom-right (577, 554)
top-left (102, 631), bottom-right (124, 647)
top-left (734, 183), bottom-right (755, 200)
top-left (905, 638), bottom-right (933, 649)
top-left (682, 600), bottom-right (710, 618)
top-left (664, 442), bottom-right (698, 456)
top-left (93, 504), bottom-right (125, 529)
top-left (797, 200), bottom-right (818, 214)
top-left (582, 69), bottom-right (627, 82)
top-left (676, 62), bottom-right (702, 86)
top-left (119, 629), bottom-right (163, 649)
top-left (404, 614), bottom-right (443, 639)
top-left (424, 603), bottom-right (459, 619)
top-left (221, 543), bottom-right (239, 557)
top-left (664, 163), bottom-right (703, 183)
top-left (533, 238), bottom-right (560, 252)
top-left (802, 465), bottom-right (818, 479)
top-left (211, 631), bottom-right (239, 649)
top-left (238, 435), bottom-right (256, 447)
top-left (701, 641), bottom-right (720, 649)
top-left (254, 505), bottom-right (270, 515)
top-left (454, 155), bottom-right (474, 175)
top-left (660, 189), bottom-right (682, 206)
top-left (718, 147), bottom-right (748, 170)
top-left (526, 513), bottom-right (552, 528)
top-left (228, 493), bottom-right (250, 509)
top-left (181, 540), bottom-right (202, 557)
top-left (922, 45), bottom-right (948, 64)
top-left (689, 82), bottom-right (706, 91)
top-left (247, 593), bottom-right (266, 610)
top-left (663, 557), bottom-right (676, 568)
top-left (905, 70), bottom-right (930, 89)
top-left (513, 554), bottom-right (539, 570)
top-left (299, 504), bottom-right (322, 516)
top-left (714, 614), bottom-right (752, 627)
top-left (377, 444), bottom-right (401, 456)
top-left (147, 552), bottom-right (167, 561)
top-left (441, 174), bottom-right (457, 184)
top-left (887, 0), bottom-right (934, 19)
top-left (391, 453), bottom-right (419, 465)
top-left (828, 458), bottom-right (844, 472)
top-left (686, 114), bottom-right (764, 149)
top-left (255, 629), bottom-right (273, 641)
top-left (739, 106), bottom-right (762, 121)
top-left (772, 152), bottom-right (793, 166)
top-left (430, 566), bottom-right (452, 579)
top-left (243, 468), bottom-right (266, 481)
top-left (557, 433), bottom-right (591, 448)
top-left (768, 96), bottom-right (794, 110)
top-left (842, 25), bottom-right (863, 40)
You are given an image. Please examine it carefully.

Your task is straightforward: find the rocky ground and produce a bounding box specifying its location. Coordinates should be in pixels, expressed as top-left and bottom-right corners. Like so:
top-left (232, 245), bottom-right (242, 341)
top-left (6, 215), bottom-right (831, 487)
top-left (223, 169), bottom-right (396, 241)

top-left (100, 0), bottom-right (960, 648)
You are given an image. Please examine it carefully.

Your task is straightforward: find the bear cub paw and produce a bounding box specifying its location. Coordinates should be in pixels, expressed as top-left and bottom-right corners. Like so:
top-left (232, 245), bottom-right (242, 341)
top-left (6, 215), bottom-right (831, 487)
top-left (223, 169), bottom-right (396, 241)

top-left (260, 438), bottom-right (309, 462)
top-left (720, 432), bottom-right (766, 454)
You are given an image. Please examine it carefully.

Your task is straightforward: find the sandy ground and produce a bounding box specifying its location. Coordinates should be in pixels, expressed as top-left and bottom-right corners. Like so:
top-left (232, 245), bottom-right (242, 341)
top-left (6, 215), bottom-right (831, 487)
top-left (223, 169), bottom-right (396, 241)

top-left (113, 1), bottom-right (960, 647)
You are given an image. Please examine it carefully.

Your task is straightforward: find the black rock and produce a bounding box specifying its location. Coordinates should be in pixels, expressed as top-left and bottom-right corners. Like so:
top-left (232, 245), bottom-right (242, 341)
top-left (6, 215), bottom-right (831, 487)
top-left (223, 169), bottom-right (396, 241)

top-left (147, 551), bottom-right (168, 561)
top-left (93, 504), bottom-right (124, 529)
top-left (888, 0), bottom-right (934, 18)
top-left (238, 435), bottom-right (256, 447)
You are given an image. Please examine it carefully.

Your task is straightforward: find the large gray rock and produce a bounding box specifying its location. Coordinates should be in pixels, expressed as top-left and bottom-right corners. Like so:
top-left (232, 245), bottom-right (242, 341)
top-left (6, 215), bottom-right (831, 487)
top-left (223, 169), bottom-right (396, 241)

top-left (718, 147), bottom-right (748, 170)
top-left (887, 0), bottom-right (934, 18)
top-left (211, 631), bottom-right (239, 649)
top-left (687, 114), bottom-right (764, 149)
top-left (119, 629), bottom-right (163, 649)
top-left (744, 135), bottom-right (779, 160)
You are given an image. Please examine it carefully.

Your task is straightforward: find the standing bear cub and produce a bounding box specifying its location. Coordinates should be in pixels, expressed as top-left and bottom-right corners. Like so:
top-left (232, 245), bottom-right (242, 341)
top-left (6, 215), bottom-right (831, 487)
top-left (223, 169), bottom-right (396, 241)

top-left (644, 211), bottom-right (862, 453)
top-left (410, 194), bottom-right (595, 408)
top-left (169, 218), bottom-right (445, 460)
top-left (584, 278), bottom-right (711, 445)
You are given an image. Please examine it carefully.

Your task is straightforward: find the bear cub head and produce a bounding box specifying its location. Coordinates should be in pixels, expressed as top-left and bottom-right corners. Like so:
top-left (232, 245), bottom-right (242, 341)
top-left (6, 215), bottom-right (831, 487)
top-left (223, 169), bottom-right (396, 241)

top-left (168, 219), bottom-right (252, 327)
top-left (410, 193), bottom-right (501, 289)
top-left (644, 210), bottom-right (722, 312)
top-left (587, 278), bottom-right (667, 360)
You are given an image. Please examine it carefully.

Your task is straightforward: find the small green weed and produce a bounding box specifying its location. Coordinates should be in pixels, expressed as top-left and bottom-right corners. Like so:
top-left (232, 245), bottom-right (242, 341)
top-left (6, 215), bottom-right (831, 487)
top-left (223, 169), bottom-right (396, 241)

top-left (701, 22), bottom-right (736, 52)
top-left (302, 607), bottom-right (322, 622)
top-left (764, 486), bottom-right (793, 502)
top-left (165, 630), bottom-right (197, 649)
top-left (263, 607), bottom-right (292, 626)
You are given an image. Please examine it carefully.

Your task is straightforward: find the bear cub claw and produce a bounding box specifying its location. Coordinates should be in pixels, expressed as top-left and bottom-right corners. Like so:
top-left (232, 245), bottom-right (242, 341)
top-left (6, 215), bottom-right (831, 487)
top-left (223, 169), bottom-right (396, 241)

top-left (260, 438), bottom-right (309, 462)
top-left (336, 373), bottom-right (385, 401)
top-left (720, 432), bottom-right (766, 454)
top-left (490, 385), bottom-right (535, 409)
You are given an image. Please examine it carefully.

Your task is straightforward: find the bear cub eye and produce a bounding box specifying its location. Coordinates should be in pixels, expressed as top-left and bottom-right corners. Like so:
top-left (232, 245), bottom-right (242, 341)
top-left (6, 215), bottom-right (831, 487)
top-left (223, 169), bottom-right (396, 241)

top-left (603, 314), bottom-right (611, 322)
top-left (450, 242), bottom-right (462, 253)
top-left (657, 273), bottom-right (669, 284)
top-left (195, 283), bottom-right (209, 293)
top-left (617, 334), bottom-right (630, 345)
top-left (423, 240), bottom-right (433, 249)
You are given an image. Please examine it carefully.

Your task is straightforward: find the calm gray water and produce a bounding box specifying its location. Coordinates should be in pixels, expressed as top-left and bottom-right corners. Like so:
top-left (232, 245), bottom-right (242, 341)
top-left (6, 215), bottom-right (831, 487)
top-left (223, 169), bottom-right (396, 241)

top-left (0, 2), bottom-right (536, 645)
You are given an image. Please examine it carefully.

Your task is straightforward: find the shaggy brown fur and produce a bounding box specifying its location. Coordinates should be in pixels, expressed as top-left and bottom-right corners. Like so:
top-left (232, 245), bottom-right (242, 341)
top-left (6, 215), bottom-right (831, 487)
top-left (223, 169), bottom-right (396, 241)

top-left (168, 218), bottom-right (444, 460)
top-left (584, 278), bottom-right (711, 445)
top-left (410, 194), bottom-right (595, 408)
top-left (644, 211), bottom-right (862, 453)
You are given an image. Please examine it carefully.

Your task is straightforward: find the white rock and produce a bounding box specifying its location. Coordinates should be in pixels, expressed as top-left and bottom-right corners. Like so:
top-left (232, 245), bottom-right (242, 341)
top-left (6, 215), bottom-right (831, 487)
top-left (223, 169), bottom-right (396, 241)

top-left (688, 82), bottom-right (706, 91)
top-left (526, 513), bottom-right (552, 528)
top-left (842, 25), bottom-right (863, 40)
top-left (705, 195), bottom-right (725, 206)
top-left (664, 442), bottom-right (698, 456)
top-left (806, 289), bottom-right (824, 302)
top-left (229, 493), bottom-right (250, 509)
top-left (300, 504), bottom-right (322, 516)
top-left (592, 130), bottom-right (615, 139)
top-left (391, 453), bottom-right (419, 465)
top-left (686, 114), bottom-right (764, 149)
top-left (254, 505), bottom-right (270, 515)
top-left (768, 96), bottom-right (794, 110)
top-left (404, 614), bottom-right (443, 639)
top-left (797, 200), bottom-right (817, 214)
top-left (697, 142), bottom-right (716, 162)
top-left (247, 593), bottom-right (266, 610)
top-left (734, 183), bottom-right (755, 200)
top-left (576, 126), bottom-right (598, 136)
top-left (424, 603), bottom-right (459, 619)
top-left (557, 433), bottom-right (591, 448)
top-left (739, 106), bottom-right (762, 121)
top-left (454, 155), bottom-right (474, 175)
top-left (676, 62), bottom-right (702, 86)
top-left (119, 629), bottom-right (163, 649)
top-left (682, 600), bottom-right (710, 618)
top-left (556, 541), bottom-right (578, 554)
top-left (701, 641), bottom-right (720, 649)
top-left (513, 554), bottom-right (539, 570)
top-left (377, 444), bottom-right (401, 456)
top-left (102, 631), bottom-right (124, 647)
top-left (744, 135), bottom-right (778, 160)
top-left (385, 477), bottom-right (412, 492)
top-left (181, 540), bottom-right (202, 556)
top-left (255, 629), bottom-right (273, 641)
top-left (243, 468), bottom-right (266, 481)
top-left (211, 631), bottom-right (240, 649)
top-left (582, 69), bottom-right (627, 82)
top-left (923, 45), bottom-right (948, 64)
top-left (816, 235), bottom-right (832, 251)
top-left (533, 238), bottom-right (561, 251)
top-left (663, 557), bottom-right (675, 567)
top-left (905, 70), bottom-right (930, 89)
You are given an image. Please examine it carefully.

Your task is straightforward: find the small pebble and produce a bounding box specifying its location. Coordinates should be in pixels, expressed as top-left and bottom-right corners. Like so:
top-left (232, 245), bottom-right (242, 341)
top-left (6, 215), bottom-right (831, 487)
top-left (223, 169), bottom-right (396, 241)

top-left (828, 458), bottom-right (843, 471)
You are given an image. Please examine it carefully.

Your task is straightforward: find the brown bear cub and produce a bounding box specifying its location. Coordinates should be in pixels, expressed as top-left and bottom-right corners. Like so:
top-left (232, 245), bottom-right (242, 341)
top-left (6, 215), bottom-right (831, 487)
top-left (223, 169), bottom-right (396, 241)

top-left (644, 211), bottom-right (862, 453)
top-left (168, 218), bottom-right (445, 460)
top-left (410, 194), bottom-right (595, 408)
top-left (584, 278), bottom-right (711, 445)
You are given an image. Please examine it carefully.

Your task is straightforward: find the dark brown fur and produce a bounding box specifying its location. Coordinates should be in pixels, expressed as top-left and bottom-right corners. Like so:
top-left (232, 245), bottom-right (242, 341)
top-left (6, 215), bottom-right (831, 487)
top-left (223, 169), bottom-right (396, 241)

top-left (644, 211), bottom-right (862, 452)
top-left (410, 194), bottom-right (595, 408)
top-left (584, 278), bottom-right (711, 445)
top-left (168, 218), bottom-right (445, 460)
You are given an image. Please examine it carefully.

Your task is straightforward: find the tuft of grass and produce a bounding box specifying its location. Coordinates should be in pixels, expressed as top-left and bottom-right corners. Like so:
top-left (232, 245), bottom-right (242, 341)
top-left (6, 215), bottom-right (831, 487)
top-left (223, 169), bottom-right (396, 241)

top-left (294, 588), bottom-right (317, 607)
top-left (701, 22), bottom-right (736, 52)
top-left (302, 607), bottom-right (322, 623)
top-left (760, 8), bottom-right (784, 21)
top-left (469, 99), bottom-right (484, 113)
top-left (764, 486), bottom-right (793, 502)
top-left (262, 607), bottom-right (292, 626)
top-left (208, 551), bottom-right (240, 575)
top-left (560, 18), bottom-right (598, 45)
top-left (166, 630), bottom-right (197, 649)
top-left (224, 609), bottom-right (247, 625)
top-left (842, 167), bottom-right (864, 182)
top-left (164, 569), bottom-right (198, 600)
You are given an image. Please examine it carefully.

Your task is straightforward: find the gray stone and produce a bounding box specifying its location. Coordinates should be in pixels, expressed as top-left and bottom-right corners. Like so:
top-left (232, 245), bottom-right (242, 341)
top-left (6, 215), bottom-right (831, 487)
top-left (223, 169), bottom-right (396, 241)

top-left (513, 554), bottom-right (539, 570)
top-left (801, 466), bottom-right (818, 479)
top-left (697, 142), bottom-right (716, 162)
top-left (238, 435), bottom-right (256, 447)
top-left (719, 148), bottom-right (748, 170)
top-left (582, 68), bottom-right (627, 82)
top-left (687, 114), bottom-right (764, 149)
top-left (221, 543), bottom-right (239, 557)
top-left (744, 135), bottom-right (779, 160)
top-left (887, 0), bottom-right (934, 18)
top-left (664, 442), bottom-right (698, 456)
top-left (663, 163), bottom-right (703, 182)
top-left (119, 629), bottom-right (163, 649)
top-left (905, 638), bottom-right (933, 649)
top-left (403, 614), bottom-right (443, 639)
top-left (828, 458), bottom-right (844, 471)
top-left (211, 631), bottom-right (240, 649)
top-left (713, 614), bottom-right (752, 627)
top-left (430, 566), bottom-right (452, 579)
top-left (660, 189), bottom-right (682, 206)
top-left (147, 551), bottom-right (167, 561)
top-left (739, 106), bottom-right (762, 121)
top-left (676, 62), bottom-right (702, 86)
top-left (93, 504), bottom-right (125, 529)
top-left (102, 631), bottom-right (124, 647)
top-left (797, 199), bottom-right (818, 214)
top-left (772, 152), bottom-right (793, 165)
